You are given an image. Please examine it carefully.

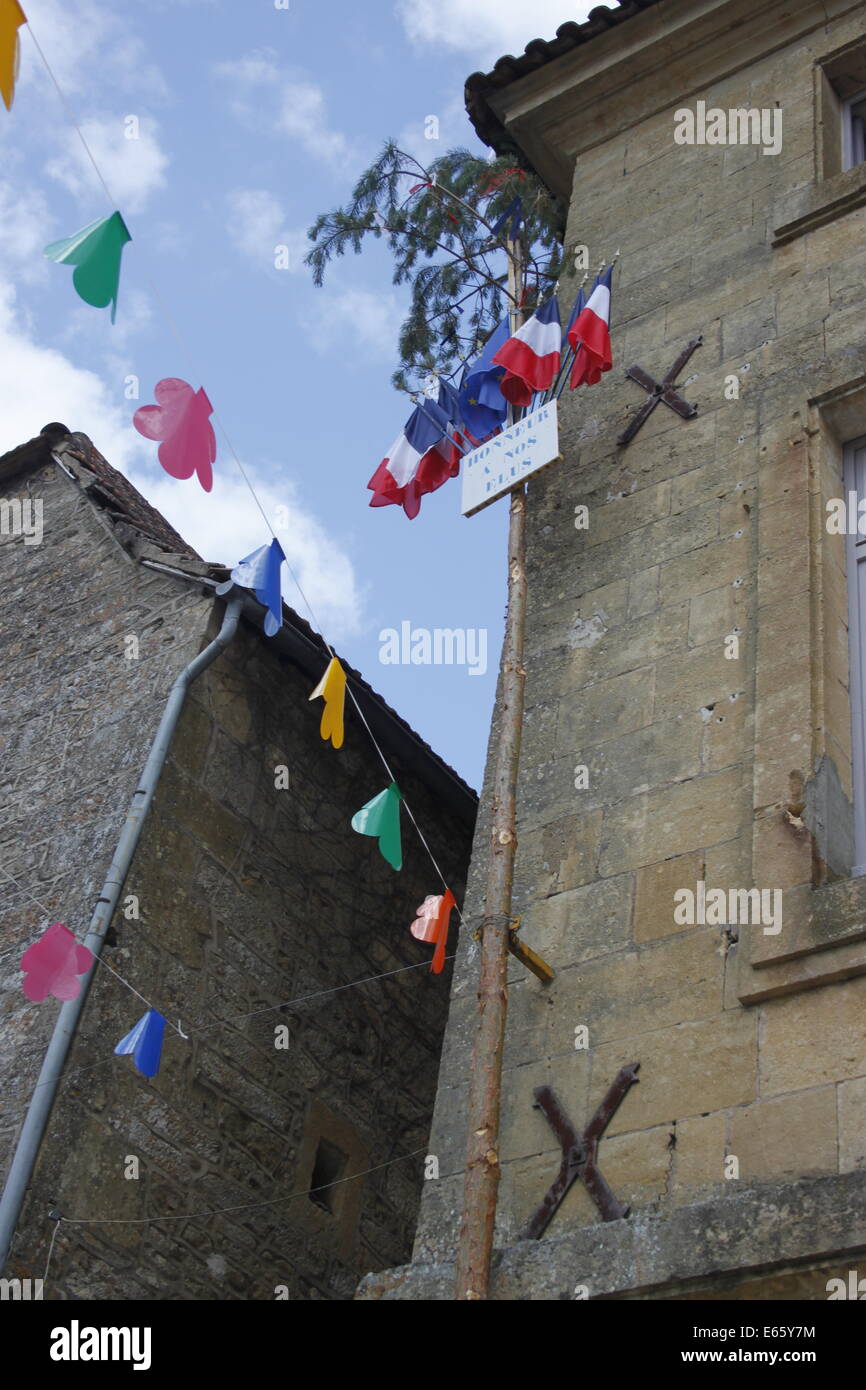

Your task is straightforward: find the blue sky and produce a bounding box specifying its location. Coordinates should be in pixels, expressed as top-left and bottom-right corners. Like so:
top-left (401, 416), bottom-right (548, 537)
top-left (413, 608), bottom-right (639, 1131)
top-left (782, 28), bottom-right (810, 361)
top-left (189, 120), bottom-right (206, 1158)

top-left (0, 0), bottom-right (593, 788)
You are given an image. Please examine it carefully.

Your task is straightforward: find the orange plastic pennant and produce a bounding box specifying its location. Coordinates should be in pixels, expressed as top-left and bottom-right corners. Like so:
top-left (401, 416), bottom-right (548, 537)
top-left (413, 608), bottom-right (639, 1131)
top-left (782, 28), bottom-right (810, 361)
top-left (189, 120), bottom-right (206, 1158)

top-left (0, 0), bottom-right (26, 112)
top-left (411, 889), bottom-right (456, 974)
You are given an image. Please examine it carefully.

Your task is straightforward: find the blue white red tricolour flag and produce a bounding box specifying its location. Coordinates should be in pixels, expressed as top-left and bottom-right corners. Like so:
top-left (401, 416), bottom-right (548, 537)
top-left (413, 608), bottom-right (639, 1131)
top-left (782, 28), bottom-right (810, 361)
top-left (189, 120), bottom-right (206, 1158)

top-left (564, 285), bottom-right (586, 340)
top-left (491, 194), bottom-right (524, 243)
top-left (368, 397), bottom-right (461, 520)
top-left (568, 265), bottom-right (613, 389)
top-left (492, 295), bottom-right (561, 407)
top-left (435, 378), bottom-right (465, 435)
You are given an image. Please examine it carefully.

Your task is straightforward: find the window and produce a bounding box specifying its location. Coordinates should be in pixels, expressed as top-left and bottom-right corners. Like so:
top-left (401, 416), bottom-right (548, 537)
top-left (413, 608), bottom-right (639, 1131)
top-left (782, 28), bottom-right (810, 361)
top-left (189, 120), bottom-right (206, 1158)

top-left (309, 1138), bottom-right (348, 1214)
top-left (815, 45), bottom-right (866, 180)
top-left (297, 1099), bottom-right (368, 1257)
top-left (842, 91), bottom-right (866, 171)
top-left (844, 437), bottom-right (866, 877)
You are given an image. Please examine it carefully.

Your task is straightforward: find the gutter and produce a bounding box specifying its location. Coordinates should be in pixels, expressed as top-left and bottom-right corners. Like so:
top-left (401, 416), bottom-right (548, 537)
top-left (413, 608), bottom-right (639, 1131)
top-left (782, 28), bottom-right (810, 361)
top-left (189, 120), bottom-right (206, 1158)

top-left (0, 594), bottom-right (244, 1272)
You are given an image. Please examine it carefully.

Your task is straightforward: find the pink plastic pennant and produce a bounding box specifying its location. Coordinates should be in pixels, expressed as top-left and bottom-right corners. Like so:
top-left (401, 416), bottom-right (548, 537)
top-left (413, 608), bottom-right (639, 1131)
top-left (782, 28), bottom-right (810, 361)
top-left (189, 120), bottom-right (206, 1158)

top-left (133, 377), bottom-right (216, 492)
top-left (20, 922), bottom-right (94, 1002)
top-left (411, 895), bottom-right (444, 944)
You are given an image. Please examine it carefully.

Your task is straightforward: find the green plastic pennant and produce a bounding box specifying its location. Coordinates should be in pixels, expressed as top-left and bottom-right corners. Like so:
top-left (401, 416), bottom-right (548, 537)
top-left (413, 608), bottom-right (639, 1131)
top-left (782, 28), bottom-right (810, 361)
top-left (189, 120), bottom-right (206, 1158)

top-left (44, 211), bottom-right (132, 323)
top-left (351, 781), bottom-right (402, 870)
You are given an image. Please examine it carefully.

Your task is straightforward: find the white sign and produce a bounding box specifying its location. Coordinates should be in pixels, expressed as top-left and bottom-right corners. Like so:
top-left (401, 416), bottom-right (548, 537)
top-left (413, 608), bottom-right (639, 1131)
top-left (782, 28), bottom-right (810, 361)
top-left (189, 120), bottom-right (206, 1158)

top-left (461, 401), bottom-right (561, 516)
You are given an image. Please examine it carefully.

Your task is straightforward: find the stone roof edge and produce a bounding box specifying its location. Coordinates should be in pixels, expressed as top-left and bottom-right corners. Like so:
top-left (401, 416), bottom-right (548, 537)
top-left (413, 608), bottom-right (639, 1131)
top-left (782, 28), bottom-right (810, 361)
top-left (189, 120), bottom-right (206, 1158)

top-left (0, 426), bottom-right (479, 813)
top-left (147, 563), bottom-right (479, 818)
top-left (464, 0), bottom-right (664, 159)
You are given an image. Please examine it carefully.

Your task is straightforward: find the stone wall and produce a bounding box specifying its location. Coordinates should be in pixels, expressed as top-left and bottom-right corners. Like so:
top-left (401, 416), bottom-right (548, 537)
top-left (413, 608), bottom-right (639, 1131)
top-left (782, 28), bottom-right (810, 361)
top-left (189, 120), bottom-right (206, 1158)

top-left (363, 0), bottom-right (866, 1299)
top-left (0, 447), bottom-right (474, 1299)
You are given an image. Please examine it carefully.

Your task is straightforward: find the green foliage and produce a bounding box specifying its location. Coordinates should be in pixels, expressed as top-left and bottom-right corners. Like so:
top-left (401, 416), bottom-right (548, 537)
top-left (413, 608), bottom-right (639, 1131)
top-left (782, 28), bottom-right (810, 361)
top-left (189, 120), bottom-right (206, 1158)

top-left (306, 141), bottom-right (568, 393)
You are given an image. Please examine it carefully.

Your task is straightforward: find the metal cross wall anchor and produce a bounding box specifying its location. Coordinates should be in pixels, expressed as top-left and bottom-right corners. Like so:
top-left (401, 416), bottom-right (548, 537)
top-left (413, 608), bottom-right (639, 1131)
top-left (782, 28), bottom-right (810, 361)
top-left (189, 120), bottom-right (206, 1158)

top-left (616, 336), bottom-right (703, 447)
top-left (519, 1063), bottom-right (640, 1239)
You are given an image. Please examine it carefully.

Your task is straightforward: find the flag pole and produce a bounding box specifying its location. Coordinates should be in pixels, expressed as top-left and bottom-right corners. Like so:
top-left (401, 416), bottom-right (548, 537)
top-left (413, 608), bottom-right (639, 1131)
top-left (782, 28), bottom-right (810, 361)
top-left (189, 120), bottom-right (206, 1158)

top-left (455, 235), bottom-right (527, 1301)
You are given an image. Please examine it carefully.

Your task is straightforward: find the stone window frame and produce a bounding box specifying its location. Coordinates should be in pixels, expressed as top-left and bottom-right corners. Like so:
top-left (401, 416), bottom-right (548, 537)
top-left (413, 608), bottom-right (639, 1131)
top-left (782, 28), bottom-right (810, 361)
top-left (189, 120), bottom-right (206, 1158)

top-left (843, 435), bottom-right (866, 876)
top-left (738, 381), bottom-right (866, 1003)
top-left (771, 39), bottom-right (866, 247)
top-left (294, 1098), bottom-right (368, 1260)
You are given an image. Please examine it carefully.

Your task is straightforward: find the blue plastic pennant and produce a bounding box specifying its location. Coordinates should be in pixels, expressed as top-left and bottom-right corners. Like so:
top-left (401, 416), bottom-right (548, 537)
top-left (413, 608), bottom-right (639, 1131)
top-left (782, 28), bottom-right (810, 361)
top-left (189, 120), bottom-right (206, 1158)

top-left (114, 1008), bottom-right (166, 1077)
top-left (216, 538), bottom-right (285, 636)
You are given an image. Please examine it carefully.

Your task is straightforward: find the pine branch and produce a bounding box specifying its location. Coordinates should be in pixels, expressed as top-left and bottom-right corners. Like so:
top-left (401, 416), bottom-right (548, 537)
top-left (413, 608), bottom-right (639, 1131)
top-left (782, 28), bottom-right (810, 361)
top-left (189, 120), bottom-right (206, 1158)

top-left (306, 141), bottom-right (569, 391)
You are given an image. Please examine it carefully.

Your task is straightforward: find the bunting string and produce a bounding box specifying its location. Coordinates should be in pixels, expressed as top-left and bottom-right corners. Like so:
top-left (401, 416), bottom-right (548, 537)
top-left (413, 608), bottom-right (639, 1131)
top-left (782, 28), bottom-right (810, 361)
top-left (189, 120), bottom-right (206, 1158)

top-left (37, 1141), bottom-right (435, 1297)
top-left (1, 6), bottom-right (624, 1303)
top-left (54, 1143), bottom-right (431, 1227)
top-left (42, 1209), bottom-right (62, 1288)
top-left (0, 859), bottom-right (459, 1113)
top-left (9, 14), bottom-right (467, 961)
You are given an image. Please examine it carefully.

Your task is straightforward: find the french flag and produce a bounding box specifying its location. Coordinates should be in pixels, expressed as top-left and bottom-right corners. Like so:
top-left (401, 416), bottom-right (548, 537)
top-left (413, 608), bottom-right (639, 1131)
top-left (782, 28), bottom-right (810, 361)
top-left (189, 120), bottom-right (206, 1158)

top-left (367, 396), bottom-right (461, 520)
top-left (492, 296), bottom-right (561, 407)
top-left (568, 266), bottom-right (613, 389)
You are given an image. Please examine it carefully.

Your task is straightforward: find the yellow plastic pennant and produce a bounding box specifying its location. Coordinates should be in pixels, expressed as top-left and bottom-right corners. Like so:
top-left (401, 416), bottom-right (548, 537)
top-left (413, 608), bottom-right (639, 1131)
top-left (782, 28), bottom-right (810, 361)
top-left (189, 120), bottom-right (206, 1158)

top-left (309, 657), bottom-right (346, 749)
top-left (0, 0), bottom-right (26, 112)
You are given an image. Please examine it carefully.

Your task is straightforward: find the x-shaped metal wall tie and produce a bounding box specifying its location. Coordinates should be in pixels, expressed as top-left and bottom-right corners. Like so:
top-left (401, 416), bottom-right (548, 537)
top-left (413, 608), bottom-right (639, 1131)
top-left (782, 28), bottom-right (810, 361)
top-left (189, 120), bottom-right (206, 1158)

top-left (519, 1063), bottom-right (640, 1239)
top-left (617, 336), bottom-right (703, 447)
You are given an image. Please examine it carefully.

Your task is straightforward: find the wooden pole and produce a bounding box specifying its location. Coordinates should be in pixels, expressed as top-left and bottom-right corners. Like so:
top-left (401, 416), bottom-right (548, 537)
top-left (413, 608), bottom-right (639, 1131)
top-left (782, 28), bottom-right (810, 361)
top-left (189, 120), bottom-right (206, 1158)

top-left (455, 237), bottom-right (526, 1301)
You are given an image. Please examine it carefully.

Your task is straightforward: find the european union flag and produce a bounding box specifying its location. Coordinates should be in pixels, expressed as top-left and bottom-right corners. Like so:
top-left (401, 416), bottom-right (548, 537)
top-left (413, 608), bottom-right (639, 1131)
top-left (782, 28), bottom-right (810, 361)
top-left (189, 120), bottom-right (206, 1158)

top-left (459, 317), bottom-right (511, 440)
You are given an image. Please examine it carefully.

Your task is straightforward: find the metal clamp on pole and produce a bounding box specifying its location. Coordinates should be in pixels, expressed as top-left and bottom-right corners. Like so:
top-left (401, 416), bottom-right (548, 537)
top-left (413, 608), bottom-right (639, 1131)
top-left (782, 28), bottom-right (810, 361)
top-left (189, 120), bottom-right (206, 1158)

top-left (508, 918), bottom-right (554, 984)
top-left (472, 913), bottom-right (555, 984)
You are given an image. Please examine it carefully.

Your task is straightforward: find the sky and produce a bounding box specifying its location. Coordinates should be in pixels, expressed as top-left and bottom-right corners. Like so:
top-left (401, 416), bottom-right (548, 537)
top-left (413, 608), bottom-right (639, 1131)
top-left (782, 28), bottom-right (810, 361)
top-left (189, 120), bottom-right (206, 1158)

top-left (0, 0), bottom-right (595, 789)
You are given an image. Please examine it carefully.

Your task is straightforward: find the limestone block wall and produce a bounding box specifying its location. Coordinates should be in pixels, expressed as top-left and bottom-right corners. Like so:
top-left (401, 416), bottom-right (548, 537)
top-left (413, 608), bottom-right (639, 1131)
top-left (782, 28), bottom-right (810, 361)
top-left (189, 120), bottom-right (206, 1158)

top-left (0, 452), bottom-right (474, 1299)
top-left (1, 455), bottom-right (213, 1195)
top-left (410, 0), bottom-right (866, 1281)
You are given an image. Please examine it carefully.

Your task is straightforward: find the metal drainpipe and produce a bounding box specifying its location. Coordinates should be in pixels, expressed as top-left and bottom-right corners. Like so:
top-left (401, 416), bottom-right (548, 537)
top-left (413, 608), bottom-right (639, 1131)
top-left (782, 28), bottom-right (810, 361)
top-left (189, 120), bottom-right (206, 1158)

top-left (0, 594), bottom-right (244, 1271)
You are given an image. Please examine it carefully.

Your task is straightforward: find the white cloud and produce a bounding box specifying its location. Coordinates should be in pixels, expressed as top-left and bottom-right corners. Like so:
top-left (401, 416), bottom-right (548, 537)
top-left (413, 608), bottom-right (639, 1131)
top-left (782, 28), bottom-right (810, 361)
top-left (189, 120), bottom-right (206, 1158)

top-left (129, 466), bottom-right (363, 641)
top-left (306, 285), bottom-right (402, 361)
top-left (16, 0), bottom-right (110, 92)
top-left (0, 279), bottom-right (141, 465)
top-left (0, 279), bottom-right (363, 640)
top-left (45, 116), bottom-right (169, 215)
top-left (149, 219), bottom-right (193, 258)
top-left (18, 0), bottom-right (171, 103)
top-left (397, 96), bottom-right (479, 169)
top-left (54, 286), bottom-right (154, 385)
top-left (222, 48), bottom-right (281, 93)
top-left (396, 0), bottom-right (597, 61)
top-left (0, 182), bottom-right (55, 285)
top-left (215, 49), bottom-right (354, 170)
top-left (226, 190), bottom-right (308, 272)
top-left (276, 81), bottom-right (351, 167)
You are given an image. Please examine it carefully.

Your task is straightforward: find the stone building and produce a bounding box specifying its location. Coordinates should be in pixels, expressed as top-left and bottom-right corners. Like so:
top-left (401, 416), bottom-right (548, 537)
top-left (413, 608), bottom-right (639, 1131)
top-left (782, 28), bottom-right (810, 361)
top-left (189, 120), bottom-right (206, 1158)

top-left (0, 426), bottom-right (476, 1300)
top-left (362, 0), bottom-right (866, 1299)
